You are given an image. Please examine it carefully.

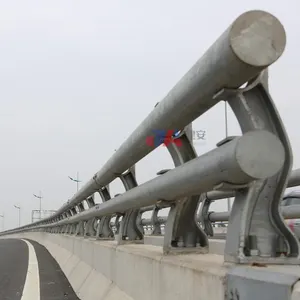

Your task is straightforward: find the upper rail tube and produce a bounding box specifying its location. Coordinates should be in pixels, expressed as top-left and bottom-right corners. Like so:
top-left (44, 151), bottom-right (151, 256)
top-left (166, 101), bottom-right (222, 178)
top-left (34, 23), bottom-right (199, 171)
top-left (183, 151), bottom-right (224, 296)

top-left (38, 10), bottom-right (288, 222)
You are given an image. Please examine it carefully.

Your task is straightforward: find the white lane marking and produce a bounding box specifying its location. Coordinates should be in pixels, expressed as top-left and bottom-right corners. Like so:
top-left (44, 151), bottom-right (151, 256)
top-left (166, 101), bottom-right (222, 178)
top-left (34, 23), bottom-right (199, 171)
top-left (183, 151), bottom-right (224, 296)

top-left (20, 239), bottom-right (40, 300)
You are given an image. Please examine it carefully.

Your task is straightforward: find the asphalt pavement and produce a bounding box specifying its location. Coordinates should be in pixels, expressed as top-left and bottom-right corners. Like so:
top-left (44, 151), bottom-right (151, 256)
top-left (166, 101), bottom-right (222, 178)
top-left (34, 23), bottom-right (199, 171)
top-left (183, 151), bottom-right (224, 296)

top-left (0, 238), bottom-right (79, 300)
top-left (0, 239), bottom-right (28, 300)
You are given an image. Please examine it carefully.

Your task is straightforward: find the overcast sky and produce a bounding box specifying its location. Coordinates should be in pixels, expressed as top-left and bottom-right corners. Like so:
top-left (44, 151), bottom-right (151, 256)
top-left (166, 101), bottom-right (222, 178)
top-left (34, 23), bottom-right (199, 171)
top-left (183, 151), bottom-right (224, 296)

top-left (1, 0), bottom-right (300, 230)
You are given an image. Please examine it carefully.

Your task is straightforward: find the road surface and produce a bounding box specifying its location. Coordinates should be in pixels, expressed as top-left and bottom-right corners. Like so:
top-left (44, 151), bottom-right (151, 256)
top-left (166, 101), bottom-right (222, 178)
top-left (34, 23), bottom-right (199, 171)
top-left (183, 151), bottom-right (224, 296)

top-left (0, 238), bottom-right (79, 300)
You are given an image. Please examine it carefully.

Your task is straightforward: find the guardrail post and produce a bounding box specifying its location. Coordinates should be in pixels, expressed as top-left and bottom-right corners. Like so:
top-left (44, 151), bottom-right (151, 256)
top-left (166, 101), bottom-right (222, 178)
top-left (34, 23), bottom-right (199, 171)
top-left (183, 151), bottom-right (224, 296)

top-left (198, 194), bottom-right (214, 237)
top-left (81, 195), bottom-right (97, 238)
top-left (95, 187), bottom-right (114, 239)
top-left (163, 127), bottom-right (209, 254)
top-left (135, 210), bottom-right (145, 236)
top-left (214, 70), bottom-right (300, 264)
top-left (113, 213), bottom-right (122, 235)
top-left (75, 221), bottom-right (84, 236)
top-left (67, 224), bottom-right (73, 235)
top-left (117, 167), bottom-right (143, 244)
top-left (86, 195), bottom-right (95, 208)
top-left (150, 206), bottom-right (161, 235)
top-left (64, 224), bottom-right (70, 234)
top-left (70, 223), bottom-right (77, 235)
top-left (77, 203), bottom-right (85, 212)
top-left (84, 218), bottom-right (97, 238)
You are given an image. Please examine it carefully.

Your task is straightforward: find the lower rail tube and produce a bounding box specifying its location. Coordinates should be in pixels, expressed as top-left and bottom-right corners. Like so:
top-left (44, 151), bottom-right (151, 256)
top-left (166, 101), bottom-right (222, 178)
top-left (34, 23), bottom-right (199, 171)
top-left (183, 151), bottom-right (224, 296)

top-left (57, 130), bottom-right (284, 224)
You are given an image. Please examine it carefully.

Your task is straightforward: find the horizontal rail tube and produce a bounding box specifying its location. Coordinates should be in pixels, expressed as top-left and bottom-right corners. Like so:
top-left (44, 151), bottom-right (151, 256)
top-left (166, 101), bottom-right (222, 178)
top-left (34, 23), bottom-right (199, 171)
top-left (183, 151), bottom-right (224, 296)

top-left (209, 205), bottom-right (300, 222)
top-left (141, 217), bottom-right (167, 226)
top-left (141, 205), bottom-right (300, 228)
top-left (51, 131), bottom-right (284, 225)
top-left (50, 10), bottom-right (286, 220)
top-left (287, 168), bottom-right (300, 188)
top-left (205, 168), bottom-right (300, 201)
top-left (209, 212), bottom-right (231, 222)
top-left (281, 205), bottom-right (300, 219)
top-left (132, 168), bottom-right (300, 216)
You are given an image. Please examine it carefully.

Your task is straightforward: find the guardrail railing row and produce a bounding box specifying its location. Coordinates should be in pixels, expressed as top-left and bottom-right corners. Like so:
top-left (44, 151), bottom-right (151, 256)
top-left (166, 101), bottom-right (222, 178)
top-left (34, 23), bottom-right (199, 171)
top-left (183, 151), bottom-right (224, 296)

top-left (2, 10), bottom-right (299, 265)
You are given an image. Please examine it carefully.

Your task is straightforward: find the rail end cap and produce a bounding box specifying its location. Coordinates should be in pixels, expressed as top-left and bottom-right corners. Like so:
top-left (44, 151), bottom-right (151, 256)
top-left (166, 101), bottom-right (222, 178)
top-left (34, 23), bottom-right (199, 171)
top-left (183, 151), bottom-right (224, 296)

top-left (236, 130), bottom-right (285, 179)
top-left (230, 10), bottom-right (286, 67)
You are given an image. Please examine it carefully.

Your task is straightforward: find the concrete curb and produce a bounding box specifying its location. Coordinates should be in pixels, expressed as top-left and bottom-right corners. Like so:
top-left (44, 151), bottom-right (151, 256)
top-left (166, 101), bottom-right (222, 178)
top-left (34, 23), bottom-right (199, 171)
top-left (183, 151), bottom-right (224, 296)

top-left (1, 233), bottom-right (227, 300)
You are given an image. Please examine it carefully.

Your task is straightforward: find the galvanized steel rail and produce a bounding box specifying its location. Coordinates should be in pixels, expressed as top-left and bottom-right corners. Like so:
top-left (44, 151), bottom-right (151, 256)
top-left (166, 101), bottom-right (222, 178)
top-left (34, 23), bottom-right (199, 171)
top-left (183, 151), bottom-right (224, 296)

top-left (1, 10), bottom-right (299, 265)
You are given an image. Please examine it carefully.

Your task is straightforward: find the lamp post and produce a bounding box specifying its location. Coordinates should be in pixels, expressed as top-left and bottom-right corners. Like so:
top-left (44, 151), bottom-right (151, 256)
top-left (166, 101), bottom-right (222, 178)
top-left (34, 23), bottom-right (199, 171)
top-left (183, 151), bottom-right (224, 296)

top-left (0, 213), bottom-right (4, 231)
top-left (33, 191), bottom-right (43, 220)
top-left (14, 205), bottom-right (21, 227)
top-left (68, 172), bottom-right (81, 192)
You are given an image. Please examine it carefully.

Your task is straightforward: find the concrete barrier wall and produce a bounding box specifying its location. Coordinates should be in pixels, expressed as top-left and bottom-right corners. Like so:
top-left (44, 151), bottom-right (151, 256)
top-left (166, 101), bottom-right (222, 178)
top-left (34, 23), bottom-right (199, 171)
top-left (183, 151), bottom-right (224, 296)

top-left (2, 233), bottom-right (227, 300)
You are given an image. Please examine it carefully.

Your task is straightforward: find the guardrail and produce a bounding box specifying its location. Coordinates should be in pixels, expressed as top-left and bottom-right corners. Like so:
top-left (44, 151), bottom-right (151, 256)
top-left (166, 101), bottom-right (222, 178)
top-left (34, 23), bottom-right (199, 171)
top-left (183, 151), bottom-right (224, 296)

top-left (137, 175), bottom-right (300, 236)
top-left (1, 10), bottom-right (299, 265)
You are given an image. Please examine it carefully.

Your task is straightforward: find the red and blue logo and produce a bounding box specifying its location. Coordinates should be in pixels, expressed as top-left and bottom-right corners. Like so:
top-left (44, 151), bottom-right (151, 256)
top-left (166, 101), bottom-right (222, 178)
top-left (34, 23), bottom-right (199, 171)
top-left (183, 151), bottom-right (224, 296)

top-left (146, 129), bottom-right (182, 147)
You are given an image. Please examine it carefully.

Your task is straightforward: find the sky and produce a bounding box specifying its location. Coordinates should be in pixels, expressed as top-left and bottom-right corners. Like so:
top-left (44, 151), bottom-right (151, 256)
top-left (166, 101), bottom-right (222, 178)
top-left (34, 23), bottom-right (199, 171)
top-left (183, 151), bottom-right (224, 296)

top-left (1, 0), bottom-right (300, 230)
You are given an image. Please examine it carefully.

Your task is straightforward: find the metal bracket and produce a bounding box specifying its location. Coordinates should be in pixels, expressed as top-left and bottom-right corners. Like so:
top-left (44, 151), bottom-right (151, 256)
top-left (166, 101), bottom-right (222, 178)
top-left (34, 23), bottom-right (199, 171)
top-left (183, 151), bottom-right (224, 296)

top-left (99, 186), bottom-right (111, 202)
top-left (69, 224), bottom-right (74, 234)
top-left (150, 206), bottom-right (161, 235)
top-left (96, 216), bottom-right (114, 239)
top-left (116, 168), bottom-right (143, 244)
top-left (95, 186), bottom-right (114, 239)
top-left (67, 224), bottom-right (72, 235)
top-left (60, 225), bottom-right (67, 234)
top-left (214, 70), bottom-right (300, 264)
top-left (84, 217), bottom-right (97, 238)
top-left (69, 223), bottom-right (76, 235)
top-left (86, 195), bottom-right (95, 208)
top-left (77, 203), bottom-right (85, 212)
top-left (64, 224), bottom-right (71, 234)
top-left (113, 214), bottom-right (122, 235)
top-left (225, 266), bottom-right (299, 300)
top-left (216, 136), bottom-right (239, 147)
top-left (198, 194), bottom-right (214, 237)
top-left (157, 169), bottom-right (171, 175)
top-left (164, 128), bottom-right (209, 254)
top-left (75, 221), bottom-right (84, 236)
top-left (135, 210), bottom-right (145, 236)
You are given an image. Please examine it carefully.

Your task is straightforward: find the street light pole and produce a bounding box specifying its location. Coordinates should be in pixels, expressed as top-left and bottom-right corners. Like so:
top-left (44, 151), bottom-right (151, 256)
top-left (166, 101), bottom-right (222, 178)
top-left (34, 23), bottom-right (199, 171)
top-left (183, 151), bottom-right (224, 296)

top-left (0, 213), bottom-right (4, 231)
top-left (68, 172), bottom-right (81, 192)
top-left (224, 101), bottom-right (231, 212)
top-left (14, 205), bottom-right (21, 227)
top-left (33, 191), bottom-right (43, 220)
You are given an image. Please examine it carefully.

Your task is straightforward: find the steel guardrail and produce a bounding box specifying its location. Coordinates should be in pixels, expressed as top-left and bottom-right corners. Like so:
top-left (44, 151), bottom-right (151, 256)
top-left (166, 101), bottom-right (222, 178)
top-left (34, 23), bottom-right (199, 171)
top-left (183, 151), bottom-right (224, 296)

top-left (2, 10), bottom-right (298, 265)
